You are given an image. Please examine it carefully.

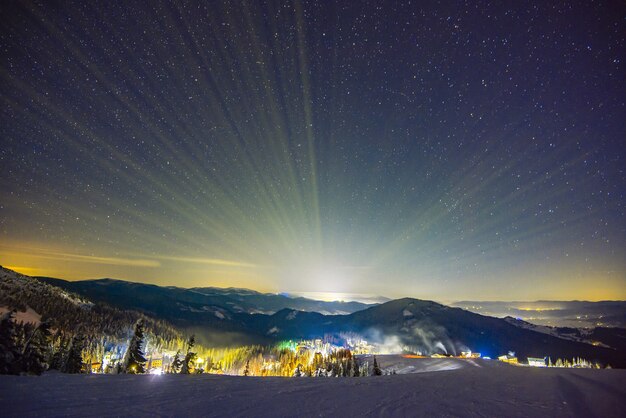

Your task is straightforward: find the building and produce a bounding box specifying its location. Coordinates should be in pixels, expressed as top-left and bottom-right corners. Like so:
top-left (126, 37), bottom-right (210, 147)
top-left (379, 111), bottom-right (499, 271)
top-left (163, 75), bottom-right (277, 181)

top-left (527, 357), bottom-right (546, 367)
top-left (91, 362), bottom-right (102, 373)
top-left (498, 354), bottom-right (518, 364)
top-left (148, 357), bottom-right (163, 370)
top-left (460, 351), bottom-right (481, 358)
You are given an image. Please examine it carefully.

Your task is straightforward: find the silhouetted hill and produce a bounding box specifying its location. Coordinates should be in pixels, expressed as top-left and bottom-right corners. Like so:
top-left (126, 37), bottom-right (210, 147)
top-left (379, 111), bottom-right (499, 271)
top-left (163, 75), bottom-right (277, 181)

top-left (239, 298), bottom-right (626, 367)
top-left (36, 277), bottom-right (372, 319)
top-left (339, 298), bottom-right (625, 367)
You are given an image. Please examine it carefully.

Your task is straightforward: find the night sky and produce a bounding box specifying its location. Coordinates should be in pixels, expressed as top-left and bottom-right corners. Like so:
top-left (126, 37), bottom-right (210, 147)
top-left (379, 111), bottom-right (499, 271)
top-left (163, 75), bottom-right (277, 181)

top-left (1, 1), bottom-right (625, 301)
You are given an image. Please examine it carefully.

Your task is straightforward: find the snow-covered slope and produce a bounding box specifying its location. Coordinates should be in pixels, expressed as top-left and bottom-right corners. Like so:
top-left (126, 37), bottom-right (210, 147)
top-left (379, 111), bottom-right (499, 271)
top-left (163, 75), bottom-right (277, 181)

top-left (0, 265), bottom-right (183, 347)
top-left (0, 358), bottom-right (624, 417)
top-left (0, 306), bottom-right (41, 325)
top-left (0, 267), bottom-right (91, 309)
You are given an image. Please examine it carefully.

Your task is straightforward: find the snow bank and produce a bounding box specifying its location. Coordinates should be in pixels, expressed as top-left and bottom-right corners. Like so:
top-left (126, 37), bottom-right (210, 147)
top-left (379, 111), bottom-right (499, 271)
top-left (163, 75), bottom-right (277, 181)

top-left (0, 359), bottom-right (624, 417)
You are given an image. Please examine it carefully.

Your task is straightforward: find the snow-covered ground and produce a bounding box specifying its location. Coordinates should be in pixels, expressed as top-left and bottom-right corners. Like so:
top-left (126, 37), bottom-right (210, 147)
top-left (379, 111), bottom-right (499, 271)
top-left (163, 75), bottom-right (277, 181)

top-left (362, 354), bottom-right (471, 374)
top-left (0, 306), bottom-right (41, 325)
top-left (0, 357), bottom-right (624, 417)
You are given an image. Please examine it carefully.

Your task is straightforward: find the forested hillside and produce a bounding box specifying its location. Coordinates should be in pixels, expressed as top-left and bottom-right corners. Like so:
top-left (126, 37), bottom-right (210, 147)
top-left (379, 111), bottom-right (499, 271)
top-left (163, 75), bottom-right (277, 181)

top-left (0, 266), bottom-right (188, 370)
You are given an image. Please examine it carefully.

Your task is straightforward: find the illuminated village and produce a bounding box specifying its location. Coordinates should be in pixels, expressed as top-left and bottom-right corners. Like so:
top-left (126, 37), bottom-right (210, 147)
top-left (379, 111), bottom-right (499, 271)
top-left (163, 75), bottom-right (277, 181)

top-left (92, 336), bottom-right (376, 376)
top-left (87, 330), bottom-right (603, 376)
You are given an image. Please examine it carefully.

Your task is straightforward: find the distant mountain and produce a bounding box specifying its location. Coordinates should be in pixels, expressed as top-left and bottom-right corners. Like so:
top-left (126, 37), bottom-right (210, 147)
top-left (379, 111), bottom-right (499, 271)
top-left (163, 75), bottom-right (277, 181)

top-left (503, 316), bottom-right (626, 353)
top-left (452, 300), bottom-right (626, 328)
top-left (3, 267), bottom-right (623, 367)
top-left (34, 277), bottom-right (373, 321)
top-left (189, 286), bottom-right (373, 315)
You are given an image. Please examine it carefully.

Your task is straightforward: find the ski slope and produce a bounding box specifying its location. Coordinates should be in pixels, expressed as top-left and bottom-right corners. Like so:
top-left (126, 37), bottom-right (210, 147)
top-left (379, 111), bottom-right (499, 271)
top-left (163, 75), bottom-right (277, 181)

top-left (0, 357), bottom-right (624, 417)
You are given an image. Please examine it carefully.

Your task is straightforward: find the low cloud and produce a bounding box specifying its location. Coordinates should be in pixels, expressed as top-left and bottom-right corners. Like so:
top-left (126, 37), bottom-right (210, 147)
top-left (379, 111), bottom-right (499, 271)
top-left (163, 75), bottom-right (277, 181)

top-left (359, 319), bottom-right (459, 356)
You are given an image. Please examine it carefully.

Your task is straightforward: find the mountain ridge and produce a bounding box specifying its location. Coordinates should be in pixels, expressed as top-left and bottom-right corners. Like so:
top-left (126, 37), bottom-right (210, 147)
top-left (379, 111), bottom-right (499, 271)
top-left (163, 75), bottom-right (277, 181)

top-left (35, 276), bottom-right (374, 316)
top-left (2, 267), bottom-right (624, 367)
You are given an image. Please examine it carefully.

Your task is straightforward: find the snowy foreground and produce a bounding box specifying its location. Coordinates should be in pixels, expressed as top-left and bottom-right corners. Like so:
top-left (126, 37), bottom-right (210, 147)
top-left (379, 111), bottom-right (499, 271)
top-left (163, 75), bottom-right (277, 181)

top-left (1, 357), bottom-right (624, 418)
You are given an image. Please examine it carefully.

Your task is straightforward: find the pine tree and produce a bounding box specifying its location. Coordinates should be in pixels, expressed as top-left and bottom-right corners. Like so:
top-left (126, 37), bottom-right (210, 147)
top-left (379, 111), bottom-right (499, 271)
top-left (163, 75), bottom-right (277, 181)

top-left (170, 350), bottom-right (182, 373)
top-left (180, 335), bottom-right (196, 374)
top-left (123, 320), bottom-right (147, 374)
top-left (352, 357), bottom-right (360, 377)
top-left (21, 320), bottom-right (51, 375)
top-left (50, 335), bottom-right (69, 370)
top-left (372, 356), bottom-right (382, 376)
top-left (332, 361), bottom-right (341, 377)
top-left (0, 310), bottom-right (20, 375)
top-left (63, 334), bottom-right (85, 373)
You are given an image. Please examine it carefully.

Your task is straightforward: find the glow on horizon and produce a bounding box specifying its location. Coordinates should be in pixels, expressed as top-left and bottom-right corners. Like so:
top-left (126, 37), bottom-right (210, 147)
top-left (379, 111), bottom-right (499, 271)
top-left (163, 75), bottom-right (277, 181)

top-left (2, 242), bottom-right (625, 303)
top-left (285, 291), bottom-right (389, 304)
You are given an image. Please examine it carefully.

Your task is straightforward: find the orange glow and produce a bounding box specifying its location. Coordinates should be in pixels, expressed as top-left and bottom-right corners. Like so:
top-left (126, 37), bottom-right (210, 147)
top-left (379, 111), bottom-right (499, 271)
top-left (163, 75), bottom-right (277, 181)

top-left (3, 266), bottom-right (44, 276)
top-left (1, 240), bottom-right (625, 301)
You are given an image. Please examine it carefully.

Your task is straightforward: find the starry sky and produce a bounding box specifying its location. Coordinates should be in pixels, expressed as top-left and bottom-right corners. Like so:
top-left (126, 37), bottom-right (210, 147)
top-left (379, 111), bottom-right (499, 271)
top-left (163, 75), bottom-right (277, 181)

top-left (1, 0), bottom-right (625, 301)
